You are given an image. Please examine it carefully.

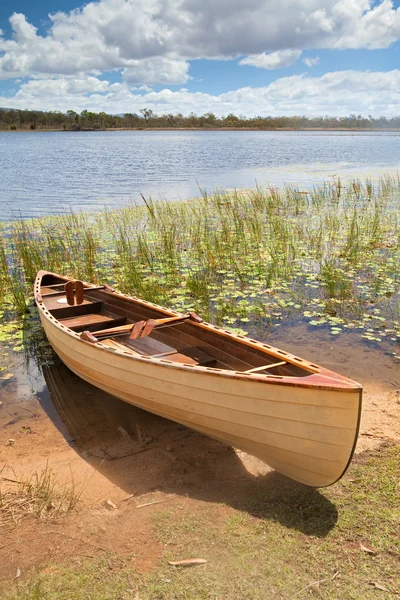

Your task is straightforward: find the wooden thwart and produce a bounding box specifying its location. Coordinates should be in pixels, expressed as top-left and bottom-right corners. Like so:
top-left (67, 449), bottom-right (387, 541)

top-left (244, 361), bottom-right (287, 374)
top-left (43, 281), bottom-right (115, 291)
top-left (91, 323), bottom-right (134, 339)
top-left (84, 312), bottom-right (204, 342)
top-left (41, 285), bottom-right (106, 299)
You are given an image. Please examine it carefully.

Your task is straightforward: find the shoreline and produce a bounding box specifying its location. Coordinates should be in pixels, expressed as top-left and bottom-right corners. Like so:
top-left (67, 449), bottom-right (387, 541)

top-left (2, 169), bottom-right (400, 225)
top-left (1, 126), bottom-right (400, 133)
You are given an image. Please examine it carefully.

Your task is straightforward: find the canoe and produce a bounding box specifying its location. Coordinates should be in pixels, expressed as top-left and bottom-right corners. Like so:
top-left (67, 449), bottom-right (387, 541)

top-left (34, 270), bottom-right (362, 487)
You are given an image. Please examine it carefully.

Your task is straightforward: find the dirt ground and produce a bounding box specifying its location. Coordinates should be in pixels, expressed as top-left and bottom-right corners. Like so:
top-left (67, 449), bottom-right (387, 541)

top-left (1, 325), bottom-right (399, 584)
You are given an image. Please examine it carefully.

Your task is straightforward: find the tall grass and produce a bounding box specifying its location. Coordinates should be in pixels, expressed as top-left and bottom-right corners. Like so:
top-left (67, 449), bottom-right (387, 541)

top-left (1, 175), bottom-right (400, 337)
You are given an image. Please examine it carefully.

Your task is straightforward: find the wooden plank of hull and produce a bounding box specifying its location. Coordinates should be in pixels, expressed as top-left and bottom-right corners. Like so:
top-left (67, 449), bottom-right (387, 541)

top-left (43, 317), bottom-right (359, 408)
top-left (49, 332), bottom-right (358, 451)
top-left (41, 316), bottom-right (361, 487)
top-left (55, 354), bottom-right (355, 487)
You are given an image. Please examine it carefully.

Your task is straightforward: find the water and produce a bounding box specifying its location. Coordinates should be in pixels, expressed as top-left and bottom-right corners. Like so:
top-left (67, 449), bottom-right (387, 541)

top-left (1, 130), bottom-right (400, 220)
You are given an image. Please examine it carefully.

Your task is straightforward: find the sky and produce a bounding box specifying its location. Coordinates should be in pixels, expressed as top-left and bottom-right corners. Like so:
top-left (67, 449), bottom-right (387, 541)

top-left (0, 0), bottom-right (400, 117)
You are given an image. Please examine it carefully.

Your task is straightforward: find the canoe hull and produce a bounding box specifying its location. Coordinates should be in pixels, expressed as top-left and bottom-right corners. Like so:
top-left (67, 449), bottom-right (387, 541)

top-left (40, 313), bottom-right (361, 487)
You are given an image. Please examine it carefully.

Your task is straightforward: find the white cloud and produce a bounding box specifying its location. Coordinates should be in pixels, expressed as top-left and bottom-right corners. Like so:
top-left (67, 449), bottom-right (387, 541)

top-left (14, 76), bottom-right (112, 98)
top-left (0, 1), bottom-right (399, 83)
top-left (130, 84), bottom-right (153, 92)
top-left (333, 0), bottom-right (400, 49)
top-left (123, 58), bottom-right (190, 85)
top-left (303, 56), bottom-right (320, 67)
top-left (239, 50), bottom-right (302, 70)
top-left (3, 70), bottom-right (400, 118)
top-left (10, 13), bottom-right (38, 43)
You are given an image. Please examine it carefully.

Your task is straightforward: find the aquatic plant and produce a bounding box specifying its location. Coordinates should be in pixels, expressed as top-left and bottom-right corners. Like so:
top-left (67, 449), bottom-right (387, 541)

top-left (1, 174), bottom-right (400, 357)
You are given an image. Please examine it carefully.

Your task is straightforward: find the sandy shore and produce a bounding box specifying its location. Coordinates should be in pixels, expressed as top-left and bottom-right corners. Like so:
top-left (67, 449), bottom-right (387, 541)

top-left (0, 324), bottom-right (399, 581)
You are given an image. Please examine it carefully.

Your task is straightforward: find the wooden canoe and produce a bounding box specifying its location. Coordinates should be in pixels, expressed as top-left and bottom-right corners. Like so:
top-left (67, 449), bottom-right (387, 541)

top-left (34, 270), bottom-right (362, 487)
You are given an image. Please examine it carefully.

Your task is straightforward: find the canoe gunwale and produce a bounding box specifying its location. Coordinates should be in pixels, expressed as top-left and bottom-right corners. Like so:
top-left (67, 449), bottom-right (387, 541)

top-left (34, 270), bottom-right (362, 393)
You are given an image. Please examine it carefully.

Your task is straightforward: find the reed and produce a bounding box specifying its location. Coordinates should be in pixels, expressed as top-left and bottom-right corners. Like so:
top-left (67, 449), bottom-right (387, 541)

top-left (1, 174), bottom-right (400, 343)
top-left (0, 235), bottom-right (8, 288)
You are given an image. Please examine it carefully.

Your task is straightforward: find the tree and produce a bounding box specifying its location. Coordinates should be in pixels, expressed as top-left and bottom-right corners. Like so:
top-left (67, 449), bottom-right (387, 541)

top-left (140, 108), bottom-right (154, 125)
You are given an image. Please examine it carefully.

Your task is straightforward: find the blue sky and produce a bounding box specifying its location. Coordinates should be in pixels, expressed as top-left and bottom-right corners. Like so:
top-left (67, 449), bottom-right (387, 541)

top-left (0, 0), bottom-right (400, 116)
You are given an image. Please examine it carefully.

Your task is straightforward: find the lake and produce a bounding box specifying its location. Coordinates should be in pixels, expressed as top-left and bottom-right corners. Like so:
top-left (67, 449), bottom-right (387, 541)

top-left (1, 129), bottom-right (399, 220)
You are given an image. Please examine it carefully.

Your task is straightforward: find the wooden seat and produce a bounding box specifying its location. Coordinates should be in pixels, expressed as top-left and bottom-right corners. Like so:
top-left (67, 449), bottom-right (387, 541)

top-left (46, 297), bottom-right (103, 319)
top-left (41, 286), bottom-right (62, 295)
top-left (60, 312), bottom-right (126, 332)
top-left (165, 347), bottom-right (216, 367)
top-left (124, 336), bottom-right (178, 356)
top-left (103, 336), bottom-right (216, 367)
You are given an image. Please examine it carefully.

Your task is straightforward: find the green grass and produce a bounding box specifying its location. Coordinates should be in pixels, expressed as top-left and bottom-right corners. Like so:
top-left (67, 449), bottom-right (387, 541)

top-left (3, 445), bottom-right (399, 599)
top-left (0, 178), bottom-right (400, 327)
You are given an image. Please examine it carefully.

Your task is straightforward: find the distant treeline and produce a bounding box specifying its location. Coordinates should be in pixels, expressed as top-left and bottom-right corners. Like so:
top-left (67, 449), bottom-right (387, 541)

top-left (1, 108), bottom-right (400, 130)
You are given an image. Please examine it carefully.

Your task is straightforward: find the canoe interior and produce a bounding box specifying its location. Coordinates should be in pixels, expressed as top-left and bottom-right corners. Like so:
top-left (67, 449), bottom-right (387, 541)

top-left (39, 274), bottom-right (317, 377)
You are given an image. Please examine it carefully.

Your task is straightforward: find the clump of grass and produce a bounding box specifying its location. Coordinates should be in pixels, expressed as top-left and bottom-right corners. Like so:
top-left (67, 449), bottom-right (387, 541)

top-left (320, 260), bottom-right (353, 300)
top-left (8, 278), bottom-right (27, 316)
top-left (0, 465), bottom-right (84, 528)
